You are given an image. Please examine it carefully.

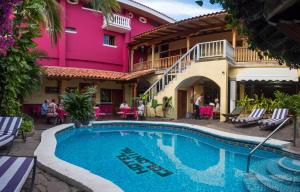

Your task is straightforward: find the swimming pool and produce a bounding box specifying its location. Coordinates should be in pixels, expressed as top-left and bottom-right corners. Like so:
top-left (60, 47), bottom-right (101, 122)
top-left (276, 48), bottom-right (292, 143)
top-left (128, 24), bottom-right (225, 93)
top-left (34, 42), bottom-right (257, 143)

top-left (51, 122), bottom-right (298, 192)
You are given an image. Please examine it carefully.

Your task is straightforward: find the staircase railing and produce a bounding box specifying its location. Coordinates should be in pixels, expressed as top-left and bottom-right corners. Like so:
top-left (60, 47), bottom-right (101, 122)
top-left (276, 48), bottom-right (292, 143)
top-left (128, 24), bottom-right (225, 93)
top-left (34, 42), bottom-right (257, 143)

top-left (246, 117), bottom-right (296, 172)
top-left (142, 40), bottom-right (233, 103)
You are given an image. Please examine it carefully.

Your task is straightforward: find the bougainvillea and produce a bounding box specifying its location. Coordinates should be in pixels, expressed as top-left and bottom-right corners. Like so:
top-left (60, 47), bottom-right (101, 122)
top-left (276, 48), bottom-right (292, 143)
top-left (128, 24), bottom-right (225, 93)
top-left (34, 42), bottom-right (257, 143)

top-left (0, 0), bottom-right (21, 55)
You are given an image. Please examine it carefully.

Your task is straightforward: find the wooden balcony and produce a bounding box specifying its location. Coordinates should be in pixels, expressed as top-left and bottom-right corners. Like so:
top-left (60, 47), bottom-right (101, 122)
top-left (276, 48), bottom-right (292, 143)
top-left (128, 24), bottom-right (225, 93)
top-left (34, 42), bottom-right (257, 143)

top-left (132, 45), bottom-right (276, 72)
top-left (132, 55), bottom-right (181, 71)
top-left (234, 47), bottom-right (275, 62)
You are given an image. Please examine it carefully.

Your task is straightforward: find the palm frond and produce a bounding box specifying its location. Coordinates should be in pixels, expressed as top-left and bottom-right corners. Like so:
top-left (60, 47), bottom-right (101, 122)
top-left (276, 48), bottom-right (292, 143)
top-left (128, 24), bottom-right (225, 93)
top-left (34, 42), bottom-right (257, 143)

top-left (82, 0), bottom-right (120, 18)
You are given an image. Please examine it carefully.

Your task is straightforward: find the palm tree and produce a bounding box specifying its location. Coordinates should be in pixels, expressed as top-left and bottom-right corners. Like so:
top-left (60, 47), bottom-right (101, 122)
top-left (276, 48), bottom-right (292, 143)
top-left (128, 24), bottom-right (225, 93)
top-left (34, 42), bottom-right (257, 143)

top-left (15, 0), bottom-right (119, 44)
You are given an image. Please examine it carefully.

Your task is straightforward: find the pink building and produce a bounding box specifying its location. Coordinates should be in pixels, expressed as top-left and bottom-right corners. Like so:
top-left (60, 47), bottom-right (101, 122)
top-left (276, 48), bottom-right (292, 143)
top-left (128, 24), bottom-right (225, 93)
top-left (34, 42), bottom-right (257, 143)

top-left (36, 0), bottom-right (173, 72)
top-left (23, 0), bottom-right (174, 116)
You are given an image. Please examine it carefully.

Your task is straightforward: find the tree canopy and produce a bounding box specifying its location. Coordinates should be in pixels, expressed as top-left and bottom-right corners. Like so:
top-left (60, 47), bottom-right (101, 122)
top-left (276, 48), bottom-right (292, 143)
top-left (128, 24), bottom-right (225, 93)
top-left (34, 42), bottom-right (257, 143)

top-left (197, 0), bottom-right (300, 68)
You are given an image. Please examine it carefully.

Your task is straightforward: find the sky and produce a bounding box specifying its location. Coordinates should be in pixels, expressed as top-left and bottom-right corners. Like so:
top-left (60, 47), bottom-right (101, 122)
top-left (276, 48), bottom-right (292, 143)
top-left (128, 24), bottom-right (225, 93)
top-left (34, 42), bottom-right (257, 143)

top-left (135, 0), bottom-right (223, 21)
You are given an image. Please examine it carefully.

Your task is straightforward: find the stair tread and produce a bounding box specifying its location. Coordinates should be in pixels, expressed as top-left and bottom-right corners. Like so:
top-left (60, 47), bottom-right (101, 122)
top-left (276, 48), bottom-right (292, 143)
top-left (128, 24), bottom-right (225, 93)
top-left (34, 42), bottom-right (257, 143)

top-left (278, 157), bottom-right (300, 173)
top-left (252, 160), bottom-right (300, 192)
top-left (243, 173), bottom-right (272, 192)
top-left (256, 173), bottom-right (300, 192)
top-left (267, 160), bottom-right (300, 183)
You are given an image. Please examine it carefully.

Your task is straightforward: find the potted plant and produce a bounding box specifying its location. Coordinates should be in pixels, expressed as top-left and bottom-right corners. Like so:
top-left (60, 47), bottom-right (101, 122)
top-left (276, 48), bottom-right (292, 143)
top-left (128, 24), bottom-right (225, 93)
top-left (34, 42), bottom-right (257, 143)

top-left (150, 99), bottom-right (161, 117)
top-left (19, 113), bottom-right (34, 142)
top-left (62, 87), bottom-right (95, 127)
top-left (162, 96), bottom-right (173, 118)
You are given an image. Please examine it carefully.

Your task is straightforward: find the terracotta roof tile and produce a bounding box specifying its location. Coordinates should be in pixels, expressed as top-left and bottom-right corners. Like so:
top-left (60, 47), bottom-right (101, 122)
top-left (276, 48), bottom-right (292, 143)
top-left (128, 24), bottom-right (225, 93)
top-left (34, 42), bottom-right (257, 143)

top-left (43, 66), bottom-right (154, 81)
top-left (121, 69), bottom-right (155, 80)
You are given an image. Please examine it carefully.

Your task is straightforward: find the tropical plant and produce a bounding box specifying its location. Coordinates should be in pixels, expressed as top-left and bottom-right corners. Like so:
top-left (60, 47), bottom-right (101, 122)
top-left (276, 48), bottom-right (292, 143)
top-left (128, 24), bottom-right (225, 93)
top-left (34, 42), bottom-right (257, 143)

top-left (274, 91), bottom-right (300, 116)
top-left (83, 0), bottom-right (120, 20)
top-left (62, 87), bottom-right (95, 126)
top-left (237, 95), bottom-right (255, 113)
top-left (150, 99), bottom-right (161, 117)
top-left (162, 96), bottom-right (173, 118)
top-left (20, 113), bottom-right (34, 133)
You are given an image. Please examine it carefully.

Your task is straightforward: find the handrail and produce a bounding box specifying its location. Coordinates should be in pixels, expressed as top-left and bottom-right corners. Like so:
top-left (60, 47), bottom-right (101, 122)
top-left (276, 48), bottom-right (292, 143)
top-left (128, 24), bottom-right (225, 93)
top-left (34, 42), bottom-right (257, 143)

top-left (142, 40), bottom-right (232, 103)
top-left (246, 117), bottom-right (293, 172)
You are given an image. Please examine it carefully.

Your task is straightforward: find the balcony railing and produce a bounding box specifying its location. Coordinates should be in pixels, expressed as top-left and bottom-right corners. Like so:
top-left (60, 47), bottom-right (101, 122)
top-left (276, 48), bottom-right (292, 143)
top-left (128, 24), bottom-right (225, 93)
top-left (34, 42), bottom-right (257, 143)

top-left (234, 47), bottom-right (275, 62)
top-left (132, 55), bottom-right (181, 72)
top-left (102, 14), bottom-right (131, 33)
top-left (132, 40), bottom-right (234, 72)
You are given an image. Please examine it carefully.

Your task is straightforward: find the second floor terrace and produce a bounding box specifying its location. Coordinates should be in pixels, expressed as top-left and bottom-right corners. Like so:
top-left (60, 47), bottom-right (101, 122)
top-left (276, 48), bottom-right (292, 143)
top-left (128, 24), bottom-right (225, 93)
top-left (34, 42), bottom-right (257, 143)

top-left (129, 11), bottom-right (279, 72)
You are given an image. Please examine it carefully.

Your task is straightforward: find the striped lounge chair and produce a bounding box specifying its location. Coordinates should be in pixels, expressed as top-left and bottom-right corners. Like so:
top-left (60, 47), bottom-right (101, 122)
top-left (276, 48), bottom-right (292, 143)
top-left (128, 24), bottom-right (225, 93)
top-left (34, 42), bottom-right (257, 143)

top-left (0, 155), bottom-right (37, 192)
top-left (0, 117), bottom-right (22, 150)
top-left (233, 108), bottom-right (266, 126)
top-left (258, 108), bottom-right (289, 128)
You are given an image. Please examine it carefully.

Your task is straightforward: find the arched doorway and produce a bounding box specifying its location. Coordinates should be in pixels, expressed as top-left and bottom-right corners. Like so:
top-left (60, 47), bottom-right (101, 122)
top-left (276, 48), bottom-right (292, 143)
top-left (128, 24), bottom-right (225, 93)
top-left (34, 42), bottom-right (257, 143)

top-left (176, 76), bottom-right (220, 119)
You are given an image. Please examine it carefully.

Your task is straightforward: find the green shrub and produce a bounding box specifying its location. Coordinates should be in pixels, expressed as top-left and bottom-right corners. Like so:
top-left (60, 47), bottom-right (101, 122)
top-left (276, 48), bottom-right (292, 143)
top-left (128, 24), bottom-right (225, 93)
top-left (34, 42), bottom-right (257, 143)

top-left (20, 113), bottom-right (34, 133)
top-left (238, 91), bottom-right (300, 116)
top-left (62, 87), bottom-right (95, 126)
top-left (150, 99), bottom-right (161, 117)
top-left (162, 96), bottom-right (173, 118)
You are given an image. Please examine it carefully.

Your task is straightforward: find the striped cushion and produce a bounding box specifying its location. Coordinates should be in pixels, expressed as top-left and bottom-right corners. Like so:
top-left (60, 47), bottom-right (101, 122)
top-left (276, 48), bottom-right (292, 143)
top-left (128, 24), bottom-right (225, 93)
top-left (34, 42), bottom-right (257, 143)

top-left (0, 117), bottom-right (22, 136)
top-left (0, 135), bottom-right (14, 147)
top-left (258, 119), bottom-right (285, 126)
top-left (271, 108), bottom-right (289, 120)
top-left (0, 156), bottom-right (34, 192)
top-left (258, 108), bottom-right (289, 126)
top-left (234, 109), bottom-right (266, 123)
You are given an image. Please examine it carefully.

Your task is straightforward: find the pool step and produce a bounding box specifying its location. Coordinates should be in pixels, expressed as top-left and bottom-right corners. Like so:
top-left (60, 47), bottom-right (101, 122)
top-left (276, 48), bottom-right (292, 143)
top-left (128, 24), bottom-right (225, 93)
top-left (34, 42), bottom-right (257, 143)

top-left (244, 157), bottom-right (300, 192)
top-left (267, 160), bottom-right (300, 183)
top-left (243, 173), bottom-right (272, 192)
top-left (278, 157), bottom-right (300, 173)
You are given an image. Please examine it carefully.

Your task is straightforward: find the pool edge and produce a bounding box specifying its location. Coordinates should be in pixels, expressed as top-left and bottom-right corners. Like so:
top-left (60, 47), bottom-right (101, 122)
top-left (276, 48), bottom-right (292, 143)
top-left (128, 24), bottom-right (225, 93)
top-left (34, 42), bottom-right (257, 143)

top-left (34, 123), bottom-right (124, 192)
top-left (34, 121), bottom-right (293, 192)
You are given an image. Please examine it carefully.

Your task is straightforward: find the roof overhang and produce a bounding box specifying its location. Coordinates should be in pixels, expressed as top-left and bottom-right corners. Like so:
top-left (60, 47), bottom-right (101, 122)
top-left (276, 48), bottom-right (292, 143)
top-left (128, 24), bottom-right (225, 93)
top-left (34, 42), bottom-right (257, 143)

top-left (43, 66), bottom-right (154, 81)
top-left (118, 0), bottom-right (175, 24)
top-left (235, 68), bottom-right (298, 82)
top-left (129, 11), bottom-right (228, 46)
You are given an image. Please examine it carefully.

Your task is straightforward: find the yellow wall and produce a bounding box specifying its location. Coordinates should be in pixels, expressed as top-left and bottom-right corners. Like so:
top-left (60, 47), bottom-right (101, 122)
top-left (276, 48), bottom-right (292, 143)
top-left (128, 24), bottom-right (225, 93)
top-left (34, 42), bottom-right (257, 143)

top-left (145, 59), bottom-right (229, 121)
top-left (24, 78), bottom-right (133, 105)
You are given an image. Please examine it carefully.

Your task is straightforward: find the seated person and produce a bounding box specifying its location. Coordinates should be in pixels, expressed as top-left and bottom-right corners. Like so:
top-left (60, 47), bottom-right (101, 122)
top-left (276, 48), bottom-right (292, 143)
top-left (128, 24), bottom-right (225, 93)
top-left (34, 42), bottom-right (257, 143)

top-left (213, 98), bottom-right (220, 113)
top-left (41, 99), bottom-right (49, 116)
top-left (137, 100), bottom-right (145, 116)
top-left (47, 99), bottom-right (58, 117)
top-left (119, 101), bottom-right (129, 109)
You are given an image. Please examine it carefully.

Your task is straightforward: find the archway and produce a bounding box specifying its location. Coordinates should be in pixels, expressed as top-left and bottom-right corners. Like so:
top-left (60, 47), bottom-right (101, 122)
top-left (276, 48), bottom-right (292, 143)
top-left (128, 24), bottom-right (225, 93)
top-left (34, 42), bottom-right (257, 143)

top-left (176, 76), bottom-right (221, 119)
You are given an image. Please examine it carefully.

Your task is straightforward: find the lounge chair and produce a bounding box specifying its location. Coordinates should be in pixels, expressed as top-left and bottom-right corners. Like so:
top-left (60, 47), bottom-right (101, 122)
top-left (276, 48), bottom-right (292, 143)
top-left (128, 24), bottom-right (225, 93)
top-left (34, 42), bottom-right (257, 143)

top-left (0, 117), bottom-right (22, 151)
top-left (258, 108), bottom-right (289, 128)
top-left (0, 155), bottom-right (37, 192)
top-left (233, 108), bottom-right (266, 126)
top-left (222, 106), bottom-right (244, 122)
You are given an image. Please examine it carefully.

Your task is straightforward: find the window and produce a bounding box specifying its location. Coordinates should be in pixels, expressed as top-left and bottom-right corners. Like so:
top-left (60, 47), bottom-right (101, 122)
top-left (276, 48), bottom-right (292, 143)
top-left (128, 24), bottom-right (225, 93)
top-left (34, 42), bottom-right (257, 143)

top-left (67, 0), bottom-right (79, 4)
top-left (103, 34), bottom-right (116, 47)
top-left (100, 89), bottom-right (112, 103)
top-left (65, 27), bottom-right (77, 34)
top-left (45, 87), bottom-right (59, 94)
top-left (159, 44), bottom-right (169, 58)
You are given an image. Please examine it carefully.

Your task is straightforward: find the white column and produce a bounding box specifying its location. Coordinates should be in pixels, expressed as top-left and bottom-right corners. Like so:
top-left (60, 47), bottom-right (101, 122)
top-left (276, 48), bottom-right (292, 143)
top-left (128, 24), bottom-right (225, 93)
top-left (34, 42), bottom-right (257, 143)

top-left (230, 80), bottom-right (237, 112)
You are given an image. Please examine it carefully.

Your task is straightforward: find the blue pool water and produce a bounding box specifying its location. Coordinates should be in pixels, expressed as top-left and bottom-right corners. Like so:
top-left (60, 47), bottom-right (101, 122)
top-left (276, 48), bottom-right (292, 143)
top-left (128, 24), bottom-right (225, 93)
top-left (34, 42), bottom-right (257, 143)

top-left (55, 123), bottom-right (283, 192)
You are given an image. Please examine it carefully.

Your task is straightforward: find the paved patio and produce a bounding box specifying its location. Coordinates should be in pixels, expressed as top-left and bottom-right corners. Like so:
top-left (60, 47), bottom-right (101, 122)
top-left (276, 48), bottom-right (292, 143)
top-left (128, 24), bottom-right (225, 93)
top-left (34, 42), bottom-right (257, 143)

top-left (1, 118), bottom-right (299, 191)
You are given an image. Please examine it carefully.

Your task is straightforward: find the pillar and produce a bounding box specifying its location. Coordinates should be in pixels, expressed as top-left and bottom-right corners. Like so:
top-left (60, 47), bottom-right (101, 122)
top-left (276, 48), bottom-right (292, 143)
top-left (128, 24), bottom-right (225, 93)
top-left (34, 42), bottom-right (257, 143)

top-left (239, 82), bottom-right (245, 99)
top-left (232, 27), bottom-right (237, 49)
top-left (130, 48), bottom-right (134, 72)
top-left (151, 44), bottom-right (155, 69)
top-left (186, 36), bottom-right (191, 51)
top-left (132, 82), bottom-right (137, 107)
top-left (230, 80), bottom-right (237, 112)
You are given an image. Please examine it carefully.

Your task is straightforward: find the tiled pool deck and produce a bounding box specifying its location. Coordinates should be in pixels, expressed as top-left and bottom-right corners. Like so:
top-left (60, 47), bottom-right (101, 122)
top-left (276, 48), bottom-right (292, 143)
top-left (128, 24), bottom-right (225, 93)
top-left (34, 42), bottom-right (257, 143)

top-left (1, 118), bottom-right (299, 192)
